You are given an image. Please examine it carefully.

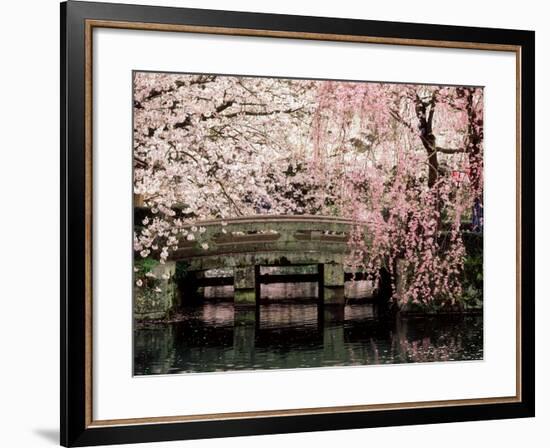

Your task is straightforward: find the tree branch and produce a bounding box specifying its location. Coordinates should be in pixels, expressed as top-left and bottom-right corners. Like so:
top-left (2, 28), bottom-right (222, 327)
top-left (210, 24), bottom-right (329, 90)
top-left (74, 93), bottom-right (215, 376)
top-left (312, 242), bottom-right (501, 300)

top-left (215, 180), bottom-right (243, 216)
top-left (389, 109), bottom-right (466, 156)
top-left (435, 146), bottom-right (466, 154)
top-left (221, 106), bottom-right (303, 119)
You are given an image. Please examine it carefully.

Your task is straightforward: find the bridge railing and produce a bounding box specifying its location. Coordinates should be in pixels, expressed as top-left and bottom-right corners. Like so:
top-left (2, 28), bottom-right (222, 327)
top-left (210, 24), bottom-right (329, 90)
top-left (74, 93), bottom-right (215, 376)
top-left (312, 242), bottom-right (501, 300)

top-left (168, 214), bottom-right (359, 262)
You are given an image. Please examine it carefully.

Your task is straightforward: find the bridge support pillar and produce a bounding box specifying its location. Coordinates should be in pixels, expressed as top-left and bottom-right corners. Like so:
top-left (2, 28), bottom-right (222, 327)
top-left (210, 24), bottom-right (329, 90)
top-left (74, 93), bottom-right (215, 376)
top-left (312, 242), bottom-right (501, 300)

top-left (233, 265), bottom-right (257, 307)
top-left (134, 261), bottom-right (177, 320)
top-left (322, 263), bottom-right (345, 305)
top-left (320, 305), bottom-right (345, 323)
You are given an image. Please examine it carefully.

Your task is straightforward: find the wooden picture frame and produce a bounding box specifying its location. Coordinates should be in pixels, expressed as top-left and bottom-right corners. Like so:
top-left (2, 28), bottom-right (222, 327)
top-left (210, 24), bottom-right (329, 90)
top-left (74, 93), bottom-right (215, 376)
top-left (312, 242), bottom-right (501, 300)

top-left (61, 1), bottom-right (535, 446)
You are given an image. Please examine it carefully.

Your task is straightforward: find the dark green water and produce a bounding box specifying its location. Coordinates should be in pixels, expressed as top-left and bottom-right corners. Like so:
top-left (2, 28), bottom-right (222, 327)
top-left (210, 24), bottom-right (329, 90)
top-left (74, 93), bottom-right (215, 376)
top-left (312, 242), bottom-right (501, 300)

top-left (134, 301), bottom-right (483, 375)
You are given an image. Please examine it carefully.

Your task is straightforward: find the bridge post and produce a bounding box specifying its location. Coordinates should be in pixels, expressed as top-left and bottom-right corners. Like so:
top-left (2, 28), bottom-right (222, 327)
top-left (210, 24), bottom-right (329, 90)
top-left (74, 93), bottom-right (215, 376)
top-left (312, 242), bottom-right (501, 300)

top-left (322, 263), bottom-right (345, 305)
top-left (233, 265), bottom-right (257, 307)
top-left (134, 261), bottom-right (177, 320)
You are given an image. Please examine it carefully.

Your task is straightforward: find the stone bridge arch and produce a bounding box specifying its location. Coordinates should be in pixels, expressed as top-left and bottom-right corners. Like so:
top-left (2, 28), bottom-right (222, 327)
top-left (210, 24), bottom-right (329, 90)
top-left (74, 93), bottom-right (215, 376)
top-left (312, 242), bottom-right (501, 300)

top-left (134, 214), bottom-right (389, 319)
top-left (169, 215), bottom-right (357, 306)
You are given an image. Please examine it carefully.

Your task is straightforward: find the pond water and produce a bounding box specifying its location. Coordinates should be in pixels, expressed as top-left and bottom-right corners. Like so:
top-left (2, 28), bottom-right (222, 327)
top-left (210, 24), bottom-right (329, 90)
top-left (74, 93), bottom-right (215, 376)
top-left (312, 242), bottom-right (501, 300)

top-left (134, 300), bottom-right (483, 375)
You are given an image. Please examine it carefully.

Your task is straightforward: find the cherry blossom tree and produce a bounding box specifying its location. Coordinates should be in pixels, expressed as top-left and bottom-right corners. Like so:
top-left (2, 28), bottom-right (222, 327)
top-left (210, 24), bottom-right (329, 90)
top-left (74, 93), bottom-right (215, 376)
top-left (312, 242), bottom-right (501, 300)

top-left (133, 73), bottom-right (318, 261)
top-left (311, 81), bottom-right (483, 308)
top-left (133, 72), bottom-right (483, 310)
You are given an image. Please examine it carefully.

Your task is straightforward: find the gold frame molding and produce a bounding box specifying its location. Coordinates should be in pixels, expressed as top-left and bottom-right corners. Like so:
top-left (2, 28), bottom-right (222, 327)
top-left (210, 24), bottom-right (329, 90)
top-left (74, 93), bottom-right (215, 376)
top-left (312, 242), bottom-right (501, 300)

top-left (83, 19), bottom-right (522, 428)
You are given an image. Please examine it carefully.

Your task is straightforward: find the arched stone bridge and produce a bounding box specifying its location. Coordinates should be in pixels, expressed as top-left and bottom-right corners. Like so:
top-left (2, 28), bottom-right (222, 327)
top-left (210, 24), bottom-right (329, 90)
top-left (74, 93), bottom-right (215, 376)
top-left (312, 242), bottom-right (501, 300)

top-left (174, 215), bottom-right (362, 303)
top-left (135, 214), bottom-right (379, 319)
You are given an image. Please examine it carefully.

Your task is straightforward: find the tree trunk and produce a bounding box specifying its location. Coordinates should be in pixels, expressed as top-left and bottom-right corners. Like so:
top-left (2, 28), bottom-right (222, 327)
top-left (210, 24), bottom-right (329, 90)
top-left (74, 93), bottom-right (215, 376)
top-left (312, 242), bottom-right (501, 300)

top-left (414, 93), bottom-right (439, 189)
top-left (425, 137), bottom-right (439, 189)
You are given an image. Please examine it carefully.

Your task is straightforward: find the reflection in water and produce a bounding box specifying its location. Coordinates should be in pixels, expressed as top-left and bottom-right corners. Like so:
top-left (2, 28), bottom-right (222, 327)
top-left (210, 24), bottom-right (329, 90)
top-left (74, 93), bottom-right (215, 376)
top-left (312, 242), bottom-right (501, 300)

top-left (134, 301), bottom-right (483, 375)
top-left (203, 281), bottom-right (374, 300)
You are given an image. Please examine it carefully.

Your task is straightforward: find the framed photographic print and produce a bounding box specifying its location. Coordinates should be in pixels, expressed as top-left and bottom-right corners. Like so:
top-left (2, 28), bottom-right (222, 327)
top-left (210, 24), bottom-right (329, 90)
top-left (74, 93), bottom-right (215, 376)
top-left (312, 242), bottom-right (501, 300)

top-left (61, 1), bottom-right (535, 446)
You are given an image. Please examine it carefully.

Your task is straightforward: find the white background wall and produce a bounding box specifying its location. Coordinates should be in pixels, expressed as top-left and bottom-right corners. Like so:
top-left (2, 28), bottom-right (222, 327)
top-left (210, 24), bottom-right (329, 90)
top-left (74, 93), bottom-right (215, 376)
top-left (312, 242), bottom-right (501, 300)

top-left (0, 0), bottom-right (546, 447)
